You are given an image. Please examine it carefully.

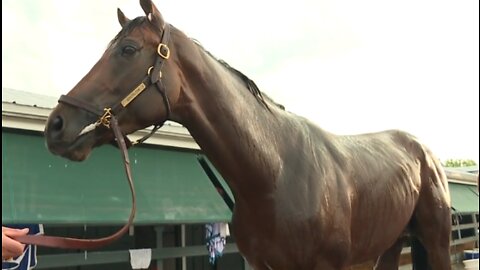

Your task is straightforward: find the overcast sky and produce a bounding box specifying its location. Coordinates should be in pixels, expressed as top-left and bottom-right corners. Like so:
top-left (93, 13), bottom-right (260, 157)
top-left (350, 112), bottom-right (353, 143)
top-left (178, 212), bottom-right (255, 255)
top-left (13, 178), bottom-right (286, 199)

top-left (2, 0), bottom-right (479, 164)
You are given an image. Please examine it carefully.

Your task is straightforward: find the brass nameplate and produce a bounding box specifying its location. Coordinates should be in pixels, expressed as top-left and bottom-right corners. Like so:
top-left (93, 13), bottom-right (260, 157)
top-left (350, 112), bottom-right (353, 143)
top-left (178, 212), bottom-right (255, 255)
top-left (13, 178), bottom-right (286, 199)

top-left (121, 83), bottom-right (146, 107)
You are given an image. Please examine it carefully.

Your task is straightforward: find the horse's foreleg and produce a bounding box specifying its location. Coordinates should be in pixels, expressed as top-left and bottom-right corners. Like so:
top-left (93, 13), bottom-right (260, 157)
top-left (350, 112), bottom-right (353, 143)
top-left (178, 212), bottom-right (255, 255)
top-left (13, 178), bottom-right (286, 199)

top-left (373, 237), bottom-right (405, 270)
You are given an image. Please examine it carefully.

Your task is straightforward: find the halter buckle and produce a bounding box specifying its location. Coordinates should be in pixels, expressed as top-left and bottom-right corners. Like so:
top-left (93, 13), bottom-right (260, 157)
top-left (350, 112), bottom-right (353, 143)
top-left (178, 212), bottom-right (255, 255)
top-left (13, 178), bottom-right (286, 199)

top-left (157, 43), bottom-right (170, 59)
top-left (97, 108), bottom-right (113, 128)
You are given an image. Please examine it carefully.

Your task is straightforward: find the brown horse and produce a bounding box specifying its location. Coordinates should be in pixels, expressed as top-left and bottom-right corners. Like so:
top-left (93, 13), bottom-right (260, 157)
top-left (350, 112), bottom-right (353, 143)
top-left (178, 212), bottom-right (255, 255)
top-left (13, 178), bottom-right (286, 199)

top-left (44, 0), bottom-right (452, 269)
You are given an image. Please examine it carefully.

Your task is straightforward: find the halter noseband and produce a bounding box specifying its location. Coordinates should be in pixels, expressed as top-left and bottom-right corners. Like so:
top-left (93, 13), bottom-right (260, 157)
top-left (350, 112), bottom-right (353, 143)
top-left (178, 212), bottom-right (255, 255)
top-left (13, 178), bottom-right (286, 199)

top-left (58, 23), bottom-right (172, 146)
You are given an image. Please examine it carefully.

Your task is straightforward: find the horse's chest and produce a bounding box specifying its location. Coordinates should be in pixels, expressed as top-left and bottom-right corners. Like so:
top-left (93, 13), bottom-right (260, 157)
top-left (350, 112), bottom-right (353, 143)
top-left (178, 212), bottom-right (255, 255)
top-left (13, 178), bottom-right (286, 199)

top-left (231, 203), bottom-right (324, 269)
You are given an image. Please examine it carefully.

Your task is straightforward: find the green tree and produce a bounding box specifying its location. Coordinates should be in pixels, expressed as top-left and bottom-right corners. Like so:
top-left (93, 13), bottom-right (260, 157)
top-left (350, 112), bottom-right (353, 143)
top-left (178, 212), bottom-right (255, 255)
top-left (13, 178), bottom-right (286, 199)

top-left (443, 159), bottom-right (477, 167)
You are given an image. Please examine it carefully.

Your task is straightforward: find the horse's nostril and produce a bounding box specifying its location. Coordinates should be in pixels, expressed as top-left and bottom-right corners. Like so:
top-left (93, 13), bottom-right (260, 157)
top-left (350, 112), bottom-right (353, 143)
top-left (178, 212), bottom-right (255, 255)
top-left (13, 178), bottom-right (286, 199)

top-left (51, 116), bottom-right (64, 131)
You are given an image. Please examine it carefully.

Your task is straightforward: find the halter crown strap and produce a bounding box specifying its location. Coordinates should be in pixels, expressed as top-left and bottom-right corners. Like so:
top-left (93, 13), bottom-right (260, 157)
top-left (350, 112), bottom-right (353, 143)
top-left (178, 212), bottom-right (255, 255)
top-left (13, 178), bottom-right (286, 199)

top-left (149, 23), bottom-right (172, 120)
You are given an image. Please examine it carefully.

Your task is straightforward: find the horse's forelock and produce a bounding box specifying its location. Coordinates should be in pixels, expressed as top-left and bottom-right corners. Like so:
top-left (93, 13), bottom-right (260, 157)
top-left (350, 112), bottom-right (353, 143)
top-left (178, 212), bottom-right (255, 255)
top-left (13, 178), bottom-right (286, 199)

top-left (108, 17), bottom-right (147, 48)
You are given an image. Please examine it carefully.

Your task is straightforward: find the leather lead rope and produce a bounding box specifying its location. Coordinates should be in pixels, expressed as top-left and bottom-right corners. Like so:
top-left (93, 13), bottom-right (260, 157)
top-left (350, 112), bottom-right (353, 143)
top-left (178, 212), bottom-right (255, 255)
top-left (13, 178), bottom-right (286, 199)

top-left (13, 116), bottom-right (136, 249)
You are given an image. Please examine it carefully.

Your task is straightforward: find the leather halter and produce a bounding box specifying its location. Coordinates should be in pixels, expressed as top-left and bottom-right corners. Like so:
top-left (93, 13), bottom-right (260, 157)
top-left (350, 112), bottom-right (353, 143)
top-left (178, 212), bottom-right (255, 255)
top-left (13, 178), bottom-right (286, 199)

top-left (60, 23), bottom-right (172, 147)
top-left (13, 24), bottom-right (172, 249)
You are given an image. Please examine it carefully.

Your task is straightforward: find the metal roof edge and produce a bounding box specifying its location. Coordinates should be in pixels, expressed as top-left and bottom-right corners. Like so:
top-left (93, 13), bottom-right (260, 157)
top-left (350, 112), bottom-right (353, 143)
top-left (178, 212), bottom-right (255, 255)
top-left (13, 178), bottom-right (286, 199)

top-left (445, 169), bottom-right (478, 185)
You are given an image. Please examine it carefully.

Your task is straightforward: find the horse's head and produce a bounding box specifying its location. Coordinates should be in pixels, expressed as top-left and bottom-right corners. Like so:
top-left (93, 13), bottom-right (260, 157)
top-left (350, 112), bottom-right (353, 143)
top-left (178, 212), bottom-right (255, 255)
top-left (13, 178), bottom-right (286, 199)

top-left (45, 0), bottom-right (181, 161)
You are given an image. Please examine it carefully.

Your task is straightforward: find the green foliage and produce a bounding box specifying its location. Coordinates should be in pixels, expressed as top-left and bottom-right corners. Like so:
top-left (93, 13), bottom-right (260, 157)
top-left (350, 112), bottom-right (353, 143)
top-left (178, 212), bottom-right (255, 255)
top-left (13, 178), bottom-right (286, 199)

top-left (443, 159), bottom-right (477, 167)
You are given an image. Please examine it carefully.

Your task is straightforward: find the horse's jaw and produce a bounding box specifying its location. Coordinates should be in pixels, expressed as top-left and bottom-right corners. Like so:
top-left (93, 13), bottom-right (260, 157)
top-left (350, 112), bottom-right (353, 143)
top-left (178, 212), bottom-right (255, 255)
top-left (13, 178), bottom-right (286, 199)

top-left (46, 142), bottom-right (91, 162)
top-left (45, 134), bottom-right (95, 161)
top-left (45, 123), bottom-right (112, 162)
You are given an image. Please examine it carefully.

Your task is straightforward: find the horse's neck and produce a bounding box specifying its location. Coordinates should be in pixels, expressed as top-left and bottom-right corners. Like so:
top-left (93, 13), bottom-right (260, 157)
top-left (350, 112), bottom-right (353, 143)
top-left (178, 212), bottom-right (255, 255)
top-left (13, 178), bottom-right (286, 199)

top-left (174, 41), bottom-right (281, 198)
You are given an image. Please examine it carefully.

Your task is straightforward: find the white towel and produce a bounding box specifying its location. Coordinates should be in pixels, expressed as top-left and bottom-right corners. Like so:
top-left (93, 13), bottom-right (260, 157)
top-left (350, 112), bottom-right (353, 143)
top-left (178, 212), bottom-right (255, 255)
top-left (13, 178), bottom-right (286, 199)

top-left (219, 223), bottom-right (230, 237)
top-left (129, 248), bottom-right (152, 269)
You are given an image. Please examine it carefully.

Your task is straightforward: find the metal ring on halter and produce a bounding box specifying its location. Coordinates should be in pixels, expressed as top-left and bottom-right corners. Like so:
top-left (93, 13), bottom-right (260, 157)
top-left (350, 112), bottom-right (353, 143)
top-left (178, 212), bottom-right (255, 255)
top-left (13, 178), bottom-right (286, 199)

top-left (147, 66), bottom-right (162, 78)
top-left (96, 108), bottom-right (113, 128)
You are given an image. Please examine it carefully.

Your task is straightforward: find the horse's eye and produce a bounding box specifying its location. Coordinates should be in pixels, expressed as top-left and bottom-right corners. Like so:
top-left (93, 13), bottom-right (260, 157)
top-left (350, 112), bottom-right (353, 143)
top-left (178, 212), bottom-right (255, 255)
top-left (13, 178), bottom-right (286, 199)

top-left (122, 45), bottom-right (137, 56)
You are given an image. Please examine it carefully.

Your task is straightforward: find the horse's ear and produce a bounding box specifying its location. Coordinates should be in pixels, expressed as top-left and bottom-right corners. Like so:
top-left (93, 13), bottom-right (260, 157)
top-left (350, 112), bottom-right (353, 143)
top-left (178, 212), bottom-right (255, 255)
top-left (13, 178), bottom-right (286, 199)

top-left (139, 0), bottom-right (165, 30)
top-left (117, 8), bottom-right (131, 28)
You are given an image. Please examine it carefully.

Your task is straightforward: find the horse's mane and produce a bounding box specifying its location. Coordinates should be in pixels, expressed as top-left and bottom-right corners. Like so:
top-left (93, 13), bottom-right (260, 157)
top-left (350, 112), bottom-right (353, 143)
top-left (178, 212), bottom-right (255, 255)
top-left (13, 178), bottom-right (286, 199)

top-left (111, 17), bottom-right (285, 111)
top-left (191, 39), bottom-right (285, 111)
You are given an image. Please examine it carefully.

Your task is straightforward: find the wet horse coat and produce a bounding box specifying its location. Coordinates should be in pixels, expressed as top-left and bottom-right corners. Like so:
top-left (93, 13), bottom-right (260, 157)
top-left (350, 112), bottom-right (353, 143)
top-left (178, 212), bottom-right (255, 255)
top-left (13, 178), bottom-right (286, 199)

top-left (44, 0), bottom-right (452, 269)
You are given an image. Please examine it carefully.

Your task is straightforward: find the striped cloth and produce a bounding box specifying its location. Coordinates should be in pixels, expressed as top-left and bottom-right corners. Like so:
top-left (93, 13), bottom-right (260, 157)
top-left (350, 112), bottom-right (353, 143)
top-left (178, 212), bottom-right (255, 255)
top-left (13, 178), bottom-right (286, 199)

top-left (2, 224), bottom-right (43, 270)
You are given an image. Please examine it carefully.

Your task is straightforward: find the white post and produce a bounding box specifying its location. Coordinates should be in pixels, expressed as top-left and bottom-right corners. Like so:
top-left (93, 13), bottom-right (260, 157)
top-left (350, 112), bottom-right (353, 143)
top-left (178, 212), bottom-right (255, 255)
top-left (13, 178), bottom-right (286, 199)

top-left (181, 224), bottom-right (186, 270)
top-left (155, 226), bottom-right (164, 270)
